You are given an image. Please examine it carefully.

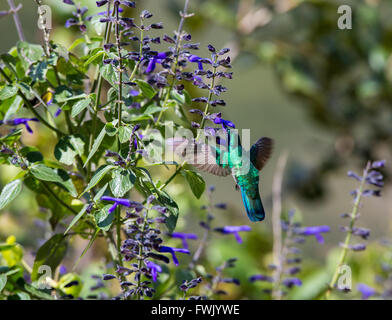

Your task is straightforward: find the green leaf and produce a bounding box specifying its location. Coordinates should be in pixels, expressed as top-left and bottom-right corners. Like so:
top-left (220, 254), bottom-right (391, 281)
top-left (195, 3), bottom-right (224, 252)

top-left (64, 204), bottom-right (89, 235)
top-left (28, 61), bottom-right (48, 82)
top-left (0, 85), bottom-right (18, 100)
top-left (158, 191), bottom-right (179, 233)
top-left (3, 96), bottom-right (23, 122)
top-left (182, 169), bottom-right (206, 199)
top-left (22, 281), bottom-right (52, 300)
top-left (135, 80), bottom-right (157, 99)
top-left (81, 165), bottom-right (114, 196)
top-left (83, 126), bottom-right (106, 168)
top-left (17, 41), bottom-right (44, 70)
top-left (100, 64), bottom-right (118, 87)
top-left (71, 97), bottom-right (92, 118)
top-left (0, 129), bottom-right (22, 145)
top-left (0, 179), bottom-right (23, 211)
top-left (20, 146), bottom-right (43, 163)
top-left (68, 38), bottom-right (85, 51)
top-left (93, 183), bottom-right (108, 202)
top-left (94, 205), bottom-right (114, 231)
top-left (54, 135), bottom-right (85, 166)
top-left (0, 274), bottom-right (7, 293)
top-left (109, 169), bottom-right (135, 198)
top-left (118, 126), bottom-right (132, 143)
top-left (73, 229), bottom-right (99, 270)
top-left (84, 50), bottom-right (105, 67)
top-left (105, 122), bottom-right (118, 136)
top-left (170, 89), bottom-right (192, 105)
top-left (31, 234), bottom-right (68, 281)
top-left (30, 164), bottom-right (77, 197)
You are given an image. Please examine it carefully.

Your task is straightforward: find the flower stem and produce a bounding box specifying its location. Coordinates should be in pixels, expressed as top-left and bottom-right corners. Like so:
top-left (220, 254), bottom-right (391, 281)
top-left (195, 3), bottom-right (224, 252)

top-left (155, 0), bottom-right (191, 125)
top-left (7, 0), bottom-right (25, 41)
top-left (325, 162), bottom-right (371, 299)
top-left (115, 3), bottom-right (123, 132)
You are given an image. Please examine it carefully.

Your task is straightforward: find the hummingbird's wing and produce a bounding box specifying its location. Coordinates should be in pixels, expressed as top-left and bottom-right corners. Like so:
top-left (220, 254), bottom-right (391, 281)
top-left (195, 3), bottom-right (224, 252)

top-left (166, 138), bottom-right (231, 177)
top-left (250, 137), bottom-right (273, 171)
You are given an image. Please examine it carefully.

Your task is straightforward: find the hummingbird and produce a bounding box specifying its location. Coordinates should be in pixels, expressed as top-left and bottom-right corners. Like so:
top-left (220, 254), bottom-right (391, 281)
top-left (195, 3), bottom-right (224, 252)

top-left (167, 128), bottom-right (273, 222)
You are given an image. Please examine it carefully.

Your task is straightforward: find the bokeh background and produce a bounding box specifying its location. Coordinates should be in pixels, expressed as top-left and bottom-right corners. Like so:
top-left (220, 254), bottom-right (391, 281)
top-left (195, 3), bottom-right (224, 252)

top-left (1, 0), bottom-right (392, 299)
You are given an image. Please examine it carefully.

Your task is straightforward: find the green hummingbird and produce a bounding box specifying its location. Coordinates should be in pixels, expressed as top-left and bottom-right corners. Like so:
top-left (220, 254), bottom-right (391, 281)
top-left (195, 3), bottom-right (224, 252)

top-left (168, 128), bottom-right (273, 222)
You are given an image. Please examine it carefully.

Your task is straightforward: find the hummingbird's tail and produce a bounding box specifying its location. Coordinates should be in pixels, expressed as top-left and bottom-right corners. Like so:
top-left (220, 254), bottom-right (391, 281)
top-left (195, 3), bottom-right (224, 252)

top-left (240, 188), bottom-right (265, 222)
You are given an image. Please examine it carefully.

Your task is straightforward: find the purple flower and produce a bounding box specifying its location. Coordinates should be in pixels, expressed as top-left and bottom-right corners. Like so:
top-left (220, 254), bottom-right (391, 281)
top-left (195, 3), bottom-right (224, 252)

top-left (129, 89), bottom-right (140, 97)
top-left (102, 274), bottom-right (116, 280)
top-left (295, 225), bottom-right (330, 244)
top-left (214, 226), bottom-right (251, 244)
top-left (188, 55), bottom-right (205, 70)
top-left (146, 261), bottom-right (162, 281)
top-left (212, 113), bottom-right (235, 130)
top-left (4, 118), bottom-right (39, 134)
top-left (372, 160), bottom-right (386, 169)
top-left (145, 52), bottom-right (169, 74)
top-left (65, 18), bottom-right (78, 28)
top-left (357, 283), bottom-right (376, 300)
top-left (169, 232), bottom-right (198, 249)
top-left (282, 278), bottom-right (302, 288)
top-left (159, 246), bottom-right (190, 266)
top-left (101, 196), bottom-right (133, 214)
top-left (63, 0), bottom-right (75, 4)
top-left (54, 108), bottom-right (62, 118)
top-left (59, 265), bottom-right (67, 275)
top-left (96, 0), bottom-right (108, 6)
top-left (249, 274), bottom-right (274, 283)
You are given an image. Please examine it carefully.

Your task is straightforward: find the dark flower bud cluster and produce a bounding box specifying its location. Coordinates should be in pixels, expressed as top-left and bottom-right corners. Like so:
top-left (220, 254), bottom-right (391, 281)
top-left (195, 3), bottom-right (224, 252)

top-left (63, 0), bottom-right (91, 33)
top-left (179, 277), bottom-right (205, 300)
top-left (204, 258), bottom-right (240, 297)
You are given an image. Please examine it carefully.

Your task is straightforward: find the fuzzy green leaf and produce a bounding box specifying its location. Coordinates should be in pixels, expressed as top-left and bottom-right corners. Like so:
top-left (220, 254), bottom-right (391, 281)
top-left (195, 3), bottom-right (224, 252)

top-left (182, 169), bottom-right (206, 199)
top-left (31, 234), bottom-right (68, 281)
top-left (0, 179), bottom-right (23, 211)
top-left (81, 165), bottom-right (114, 196)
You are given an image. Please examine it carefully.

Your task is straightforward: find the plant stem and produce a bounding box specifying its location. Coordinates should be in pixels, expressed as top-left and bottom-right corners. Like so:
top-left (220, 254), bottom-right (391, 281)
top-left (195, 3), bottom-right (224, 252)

top-left (271, 152), bottom-right (288, 300)
top-left (114, 3), bottom-right (123, 132)
top-left (136, 208), bottom-right (149, 300)
top-left (88, 1), bottom-right (113, 178)
top-left (155, 0), bottom-right (191, 125)
top-left (325, 162), bottom-right (371, 299)
top-left (7, 0), bottom-right (25, 41)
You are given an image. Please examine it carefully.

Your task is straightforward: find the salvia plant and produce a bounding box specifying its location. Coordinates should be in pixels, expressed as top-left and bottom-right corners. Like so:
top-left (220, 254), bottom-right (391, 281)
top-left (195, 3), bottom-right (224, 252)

top-left (0, 0), bottom-right (389, 301)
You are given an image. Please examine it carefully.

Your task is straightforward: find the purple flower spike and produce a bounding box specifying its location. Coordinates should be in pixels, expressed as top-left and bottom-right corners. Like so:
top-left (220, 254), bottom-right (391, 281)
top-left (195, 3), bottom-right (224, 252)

top-left (159, 246), bottom-right (190, 266)
top-left (295, 225), bottom-right (330, 244)
top-left (5, 118), bottom-right (39, 134)
top-left (214, 226), bottom-right (251, 244)
top-left (146, 261), bottom-right (162, 282)
top-left (357, 283), bottom-right (376, 300)
top-left (169, 232), bottom-right (198, 249)
top-left (101, 196), bottom-right (132, 214)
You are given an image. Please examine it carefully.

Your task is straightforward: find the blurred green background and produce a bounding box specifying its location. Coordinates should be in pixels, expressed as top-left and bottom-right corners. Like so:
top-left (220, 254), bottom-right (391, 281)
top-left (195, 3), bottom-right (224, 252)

top-left (1, 0), bottom-right (392, 299)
